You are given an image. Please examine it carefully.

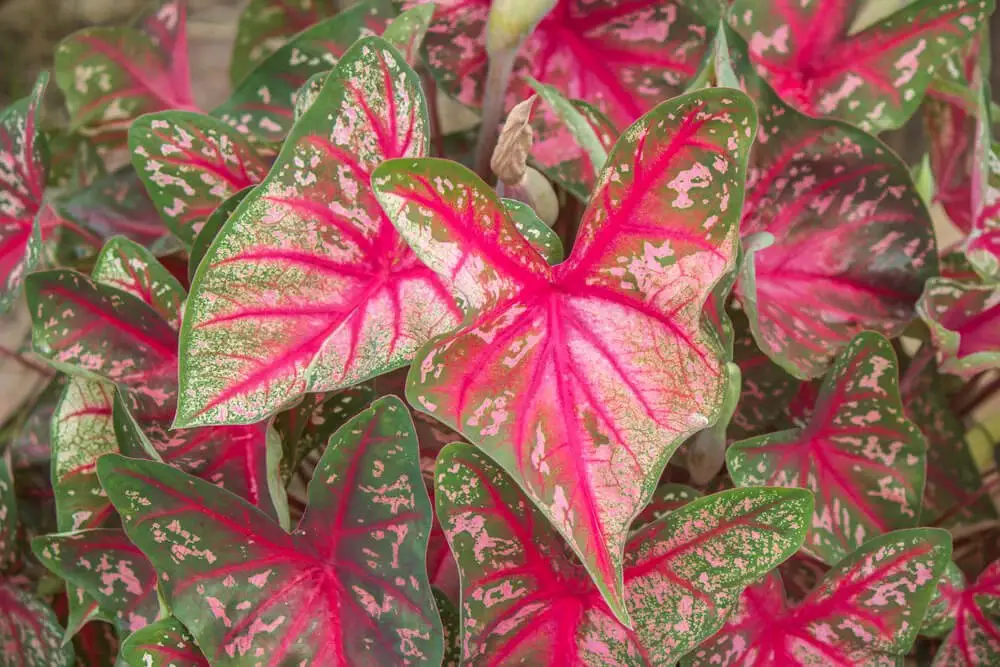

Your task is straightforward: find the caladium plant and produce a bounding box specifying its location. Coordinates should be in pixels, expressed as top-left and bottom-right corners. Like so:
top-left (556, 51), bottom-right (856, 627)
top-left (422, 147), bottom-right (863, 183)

top-left (1, 0), bottom-right (999, 664)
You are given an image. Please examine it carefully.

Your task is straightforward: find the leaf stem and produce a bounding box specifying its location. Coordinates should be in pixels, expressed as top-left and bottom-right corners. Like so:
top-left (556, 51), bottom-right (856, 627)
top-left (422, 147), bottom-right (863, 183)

top-left (473, 46), bottom-right (518, 180)
top-left (0, 344), bottom-right (52, 376)
top-left (422, 71), bottom-right (445, 158)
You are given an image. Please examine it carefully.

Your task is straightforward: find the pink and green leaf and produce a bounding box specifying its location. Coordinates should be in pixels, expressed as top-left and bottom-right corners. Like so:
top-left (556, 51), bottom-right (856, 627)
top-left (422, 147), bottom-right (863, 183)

top-left (917, 277), bottom-right (1000, 378)
top-left (212, 1), bottom-right (394, 143)
top-left (968, 130), bottom-right (1000, 280)
top-left (91, 236), bottom-right (185, 329)
top-left (932, 559), bottom-right (1000, 665)
top-left (728, 0), bottom-right (993, 131)
top-left (0, 582), bottom-right (75, 666)
top-left (118, 616), bottom-right (209, 667)
top-left (0, 72), bottom-right (48, 313)
top-left (130, 111), bottom-right (270, 248)
top-left (688, 528), bottom-right (952, 665)
top-left (374, 88), bottom-right (754, 621)
top-left (179, 36), bottom-right (461, 428)
top-left (729, 28), bottom-right (937, 379)
top-left (186, 186), bottom-right (251, 283)
top-left (435, 443), bottom-right (811, 664)
top-left (921, 561), bottom-right (965, 638)
top-left (631, 482), bottom-right (702, 531)
top-left (45, 130), bottom-right (105, 191)
top-left (54, 167), bottom-right (167, 248)
top-left (53, 0), bottom-right (196, 144)
top-left (382, 4), bottom-right (436, 67)
top-left (0, 453), bottom-right (16, 570)
top-left (727, 332), bottom-right (927, 565)
top-left (415, 0), bottom-right (713, 129)
top-left (98, 395), bottom-right (442, 665)
top-left (32, 528), bottom-right (159, 636)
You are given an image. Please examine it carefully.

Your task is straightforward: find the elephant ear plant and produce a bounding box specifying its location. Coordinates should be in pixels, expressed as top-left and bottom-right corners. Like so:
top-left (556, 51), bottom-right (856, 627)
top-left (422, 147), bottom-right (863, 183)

top-left (0, 0), bottom-right (998, 664)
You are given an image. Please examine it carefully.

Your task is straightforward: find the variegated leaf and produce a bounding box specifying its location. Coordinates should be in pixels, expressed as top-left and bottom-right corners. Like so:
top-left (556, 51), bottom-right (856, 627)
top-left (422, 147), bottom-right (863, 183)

top-left (917, 277), bottom-right (1000, 378)
top-left (188, 186), bottom-right (251, 283)
top-left (54, 0), bottom-right (196, 144)
top-left (932, 559), bottom-right (1000, 665)
top-left (0, 73), bottom-right (47, 313)
top-left (0, 582), bottom-right (75, 666)
top-left (382, 4), bottom-right (436, 66)
top-left (373, 89), bottom-right (753, 620)
top-left (54, 167), bottom-right (166, 248)
top-left (921, 561), bottom-right (965, 637)
top-left (118, 616), bottom-right (209, 667)
top-left (179, 37), bottom-right (461, 427)
top-left (728, 0), bottom-right (992, 131)
top-left (32, 528), bottom-right (158, 636)
top-left (130, 111), bottom-right (269, 248)
top-left (98, 396), bottom-right (442, 665)
top-left (968, 139), bottom-right (1000, 280)
top-left (91, 236), bottom-right (185, 329)
top-left (730, 27), bottom-right (936, 379)
top-left (0, 453), bottom-right (16, 570)
top-left (213, 1), bottom-right (393, 143)
top-left (687, 528), bottom-right (952, 665)
top-left (728, 332), bottom-right (926, 565)
top-left (436, 443), bottom-right (811, 664)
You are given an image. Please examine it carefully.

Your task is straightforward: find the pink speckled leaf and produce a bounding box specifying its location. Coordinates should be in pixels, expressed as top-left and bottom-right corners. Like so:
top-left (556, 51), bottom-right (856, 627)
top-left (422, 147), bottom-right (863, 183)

top-left (921, 561), bottom-right (965, 637)
top-left (917, 277), bottom-right (1000, 378)
top-left (0, 582), bottom-right (75, 666)
top-left (968, 134), bottom-right (1000, 280)
top-left (374, 89), bottom-right (753, 621)
top-left (54, 167), bottom-right (167, 247)
top-left (416, 0), bottom-right (713, 129)
top-left (187, 186), bottom-right (251, 283)
top-left (54, 0), bottom-right (195, 145)
top-left (727, 332), bottom-right (926, 565)
top-left (382, 4), bottom-right (436, 67)
top-left (932, 559), bottom-right (1000, 665)
top-left (688, 528), bottom-right (952, 666)
top-left (903, 364), bottom-right (997, 529)
top-left (130, 111), bottom-right (270, 248)
top-left (435, 443), bottom-right (811, 664)
top-left (179, 37), bottom-right (461, 428)
top-left (119, 616), bottom-right (209, 667)
top-left (0, 72), bottom-right (47, 313)
top-left (91, 236), bottom-right (185, 329)
top-left (32, 529), bottom-right (158, 636)
top-left (213, 1), bottom-right (393, 143)
top-left (729, 28), bottom-right (937, 379)
top-left (98, 395), bottom-right (442, 665)
top-left (728, 0), bottom-right (992, 132)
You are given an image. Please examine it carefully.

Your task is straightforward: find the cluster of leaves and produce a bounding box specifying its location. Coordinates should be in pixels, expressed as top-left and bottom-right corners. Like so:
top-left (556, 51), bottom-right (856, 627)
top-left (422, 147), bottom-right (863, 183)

top-left (0, 0), bottom-right (999, 664)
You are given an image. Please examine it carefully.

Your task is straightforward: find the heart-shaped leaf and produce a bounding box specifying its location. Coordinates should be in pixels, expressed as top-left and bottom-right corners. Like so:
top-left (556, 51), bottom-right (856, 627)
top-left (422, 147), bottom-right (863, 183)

top-left (727, 0), bottom-right (992, 131)
top-left (373, 88), bottom-right (753, 620)
top-left (932, 559), bottom-right (1000, 665)
top-left (119, 616), bottom-right (209, 667)
top-left (54, 167), bottom-right (166, 248)
top-left (903, 363), bottom-right (997, 528)
top-left (0, 581), bottom-right (75, 666)
top-left (91, 236), bottom-right (185, 329)
top-left (98, 395), bottom-right (442, 665)
top-left (130, 111), bottom-right (270, 248)
top-left (54, 0), bottom-right (196, 144)
top-left (32, 528), bottom-right (158, 636)
top-left (917, 277), bottom-right (1000, 377)
top-left (436, 443), bottom-right (811, 663)
top-left (728, 332), bottom-right (926, 565)
top-left (213, 1), bottom-right (393, 143)
top-left (417, 0), bottom-right (712, 129)
top-left (687, 528), bottom-right (952, 665)
top-left (729, 28), bottom-right (936, 379)
top-left (179, 37), bottom-right (461, 428)
top-left (0, 72), bottom-right (47, 313)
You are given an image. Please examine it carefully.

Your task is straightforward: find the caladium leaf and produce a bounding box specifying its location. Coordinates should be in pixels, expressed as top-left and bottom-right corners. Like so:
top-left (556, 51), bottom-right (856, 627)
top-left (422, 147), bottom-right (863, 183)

top-left (687, 528), bottom-right (952, 666)
top-left (0, 72), bottom-right (47, 313)
top-left (98, 395), bottom-right (443, 665)
top-left (729, 28), bottom-right (937, 379)
top-left (91, 236), bottom-right (185, 329)
top-left (54, 167), bottom-right (166, 247)
top-left (32, 528), bottom-right (158, 635)
top-left (187, 187), bottom-right (251, 284)
top-left (917, 277), bottom-right (1000, 377)
top-left (382, 4), bottom-right (435, 66)
top-left (130, 111), bottom-right (270, 248)
top-left (434, 590), bottom-right (460, 667)
top-left (416, 0), bottom-right (712, 129)
top-left (179, 36), bottom-right (461, 427)
top-left (932, 559), bottom-right (1000, 665)
top-left (968, 135), bottom-right (1000, 281)
top-left (213, 1), bottom-right (393, 143)
top-left (53, 0), bottom-right (196, 144)
top-left (904, 364), bottom-right (997, 529)
top-left (921, 561), bottom-right (965, 637)
top-left (501, 198), bottom-right (565, 265)
top-left (0, 453), bottom-right (16, 569)
top-left (526, 77), bottom-right (617, 201)
top-left (728, 332), bottom-right (926, 565)
top-left (230, 0), bottom-right (341, 85)
top-left (435, 443), bottom-right (811, 663)
top-left (373, 89), bottom-right (753, 620)
top-left (728, 0), bottom-right (992, 132)
top-left (118, 616), bottom-right (208, 667)
top-left (0, 582), bottom-right (75, 666)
